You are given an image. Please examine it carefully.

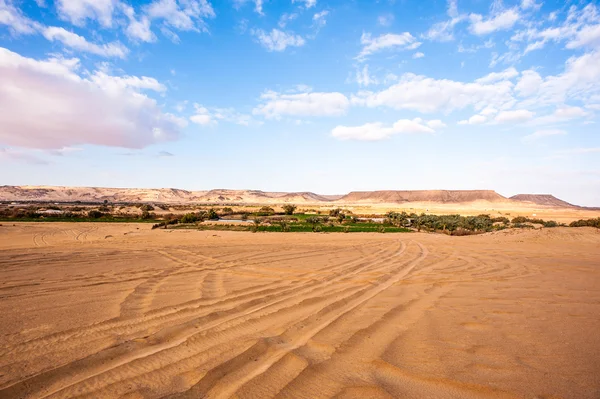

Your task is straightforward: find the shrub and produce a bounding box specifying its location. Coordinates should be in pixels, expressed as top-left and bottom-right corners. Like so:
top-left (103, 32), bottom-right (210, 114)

top-left (279, 221), bottom-right (290, 232)
top-left (221, 207), bottom-right (233, 215)
top-left (282, 204), bottom-right (296, 215)
top-left (207, 209), bottom-right (219, 220)
top-left (377, 225), bottom-right (386, 233)
top-left (543, 220), bottom-right (558, 228)
top-left (569, 218), bottom-right (600, 228)
top-left (329, 208), bottom-right (343, 217)
top-left (258, 206), bottom-right (275, 216)
top-left (241, 213), bottom-right (249, 221)
top-left (88, 210), bottom-right (104, 219)
top-left (306, 216), bottom-right (320, 226)
top-left (140, 204), bottom-right (154, 212)
top-left (180, 213), bottom-right (198, 224)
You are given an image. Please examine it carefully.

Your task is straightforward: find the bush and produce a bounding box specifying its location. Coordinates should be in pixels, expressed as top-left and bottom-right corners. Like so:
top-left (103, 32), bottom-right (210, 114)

top-left (140, 204), bottom-right (154, 212)
top-left (88, 210), bottom-right (104, 219)
top-left (283, 204), bottom-right (296, 215)
top-left (207, 209), bottom-right (219, 220)
top-left (306, 216), bottom-right (320, 226)
top-left (180, 213), bottom-right (198, 224)
top-left (543, 220), bottom-right (558, 228)
top-left (258, 206), bottom-right (275, 216)
top-left (569, 218), bottom-right (600, 228)
top-left (329, 208), bottom-right (343, 217)
top-left (221, 207), bottom-right (233, 215)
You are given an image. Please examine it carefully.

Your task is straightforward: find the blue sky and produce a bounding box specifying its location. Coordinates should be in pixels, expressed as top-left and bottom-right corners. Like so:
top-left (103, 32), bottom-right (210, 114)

top-left (0, 0), bottom-right (599, 206)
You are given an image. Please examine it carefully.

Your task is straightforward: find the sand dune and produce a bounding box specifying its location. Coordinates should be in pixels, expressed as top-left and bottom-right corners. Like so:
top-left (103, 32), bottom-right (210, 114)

top-left (0, 223), bottom-right (599, 398)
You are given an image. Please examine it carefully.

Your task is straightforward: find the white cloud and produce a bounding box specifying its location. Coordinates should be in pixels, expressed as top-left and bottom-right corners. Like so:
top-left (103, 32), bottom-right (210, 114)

top-left (427, 119), bottom-right (447, 129)
top-left (352, 73), bottom-right (514, 114)
top-left (251, 29), bottom-right (305, 51)
top-left (0, 47), bottom-right (182, 149)
top-left (254, 0), bottom-right (263, 15)
top-left (0, 0), bottom-right (42, 34)
top-left (312, 10), bottom-right (328, 29)
top-left (378, 14), bottom-right (394, 27)
top-left (90, 71), bottom-right (166, 92)
top-left (522, 50), bottom-right (600, 106)
top-left (278, 12), bottom-right (297, 28)
top-left (469, 9), bottom-right (520, 35)
top-left (523, 129), bottom-right (567, 141)
top-left (514, 69), bottom-right (542, 96)
top-left (190, 104), bottom-right (257, 126)
top-left (355, 65), bottom-right (378, 87)
top-left (494, 109), bottom-right (534, 123)
top-left (190, 105), bottom-right (212, 125)
top-left (253, 90), bottom-right (349, 118)
top-left (357, 32), bottom-right (421, 59)
top-left (475, 67), bottom-right (518, 84)
top-left (146, 0), bottom-right (215, 32)
top-left (42, 27), bottom-right (129, 58)
top-left (458, 114), bottom-right (487, 125)
top-left (520, 0), bottom-right (542, 11)
top-left (292, 0), bottom-right (316, 9)
top-left (511, 4), bottom-right (600, 54)
top-left (55, 0), bottom-right (116, 28)
top-left (554, 105), bottom-right (587, 119)
top-left (528, 106), bottom-right (588, 126)
top-left (566, 24), bottom-right (600, 49)
top-left (412, 52), bottom-right (425, 59)
top-left (121, 4), bottom-right (155, 42)
top-left (423, 0), bottom-right (465, 42)
top-left (331, 118), bottom-right (435, 141)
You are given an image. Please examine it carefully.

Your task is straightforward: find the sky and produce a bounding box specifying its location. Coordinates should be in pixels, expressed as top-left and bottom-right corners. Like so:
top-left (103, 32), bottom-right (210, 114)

top-left (0, 0), bottom-right (599, 206)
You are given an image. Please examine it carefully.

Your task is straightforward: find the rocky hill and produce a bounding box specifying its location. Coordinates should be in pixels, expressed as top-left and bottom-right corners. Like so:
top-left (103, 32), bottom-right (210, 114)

top-left (0, 185), bottom-right (584, 208)
top-left (339, 190), bottom-right (508, 203)
top-left (510, 194), bottom-right (578, 208)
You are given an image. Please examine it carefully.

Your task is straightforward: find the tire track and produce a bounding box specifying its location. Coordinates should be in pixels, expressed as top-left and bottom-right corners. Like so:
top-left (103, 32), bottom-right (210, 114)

top-left (0, 241), bottom-right (400, 379)
top-left (171, 241), bottom-right (428, 399)
top-left (0, 241), bottom-right (411, 398)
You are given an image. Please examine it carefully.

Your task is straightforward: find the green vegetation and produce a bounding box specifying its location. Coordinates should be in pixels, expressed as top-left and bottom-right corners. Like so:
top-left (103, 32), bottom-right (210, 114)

top-left (569, 217), bottom-right (600, 228)
top-left (282, 204), bottom-right (296, 215)
top-left (2, 203), bottom-right (599, 235)
top-left (173, 222), bottom-right (411, 233)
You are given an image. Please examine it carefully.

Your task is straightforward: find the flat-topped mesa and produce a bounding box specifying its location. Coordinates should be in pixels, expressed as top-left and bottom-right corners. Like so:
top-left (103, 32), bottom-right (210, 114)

top-left (338, 190), bottom-right (508, 204)
top-left (510, 194), bottom-right (578, 208)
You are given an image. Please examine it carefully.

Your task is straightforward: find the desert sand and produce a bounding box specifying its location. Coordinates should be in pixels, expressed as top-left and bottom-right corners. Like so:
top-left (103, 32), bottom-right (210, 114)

top-left (0, 223), bottom-right (599, 398)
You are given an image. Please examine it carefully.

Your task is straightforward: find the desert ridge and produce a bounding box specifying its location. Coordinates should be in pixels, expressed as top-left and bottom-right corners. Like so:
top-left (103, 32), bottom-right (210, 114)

top-left (0, 185), bottom-right (590, 208)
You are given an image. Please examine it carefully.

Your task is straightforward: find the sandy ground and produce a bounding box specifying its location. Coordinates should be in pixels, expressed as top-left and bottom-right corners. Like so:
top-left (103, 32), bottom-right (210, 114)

top-left (0, 223), bottom-right (599, 399)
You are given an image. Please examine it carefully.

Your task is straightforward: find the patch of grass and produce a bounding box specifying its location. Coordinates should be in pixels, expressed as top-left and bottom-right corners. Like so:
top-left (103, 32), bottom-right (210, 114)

top-left (172, 222), bottom-right (411, 233)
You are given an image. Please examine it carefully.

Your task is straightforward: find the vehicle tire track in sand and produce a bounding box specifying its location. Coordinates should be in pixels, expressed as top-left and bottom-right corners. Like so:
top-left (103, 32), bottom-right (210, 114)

top-left (0, 241), bottom-right (411, 398)
top-left (0, 242), bottom-right (400, 386)
top-left (170, 241), bottom-right (428, 399)
top-left (22, 243), bottom-right (416, 399)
